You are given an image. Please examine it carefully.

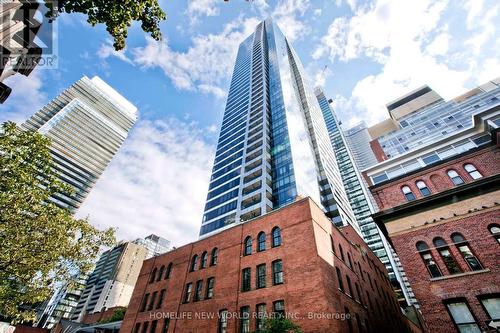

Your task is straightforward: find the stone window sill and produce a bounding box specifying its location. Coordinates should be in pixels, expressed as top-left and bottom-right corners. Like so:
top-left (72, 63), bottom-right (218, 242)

top-left (430, 268), bottom-right (490, 281)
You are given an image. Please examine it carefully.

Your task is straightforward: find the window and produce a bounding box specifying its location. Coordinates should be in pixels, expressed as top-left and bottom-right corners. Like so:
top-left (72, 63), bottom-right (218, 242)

top-left (190, 255), bottom-right (198, 272)
top-left (434, 237), bottom-right (462, 274)
top-left (218, 309), bottom-right (228, 333)
top-left (257, 232), bottom-right (266, 252)
top-left (345, 307), bottom-right (353, 333)
top-left (161, 319), bottom-right (170, 333)
top-left (336, 267), bottom-right (344, 291)
top-left (165, 263), bottom-right (172, 279)
top-left (448, 169), bottom-right (464, 185)
top-left (479, 295), bottom-right (500, 321)
top-left (355, 283), bottom-right (362, 303)
top-left (141, 322), bottom-right (149, 333)
top-left (148, 291), bottom-right (157, 311)
top-left (157, 266), bottom-right (164, 281)
top-left (194, 280), bottom-right (203, 301)
top-left (211, 248), bottom-right (219, 266)
top-left (256, 304), bottom-right (267, 331)
top-left (157, 289), bottom-right (166, 309)
top-left (244, 236), bottom-right (252, 256)
top-left (272, 260), bottom-right (283, 285)
top-left (150, 268), bottom-right (157, 283)
top-left (240, 306), bottom-right (250, 333)
top-left (150, 320), bottom-right (157, 333)
top-left (464, 164), bottom-right (482, 179)
top-left (489, 224), bottom-right (500, 243)
top-left (272, 227), bottom-right (281, 247)
top-left (140, 293), bottom-right (150, 312)
top-left (416, 241), bottom-right (442, 278)
top-left (134, 323), bottom-right (141, 333)
top-left (242, 268), bottom-right (251, 291)
top-left (416, 180), bottom-right (431, 196)
top-left (273, 300), bottom-right (285, 318)
top-left (451, 233), bottom-right (483, 271)
top-left (330, 236), bottom-right (336, 254)
top-left (183, 283), bottom-right (192, 303)
top-left (446, 300), bottom-right (481, 333)
top-left (200, 251), bottom-right (208, 269)
top-left (346, 275), bottom-right (353, 297)
top-left (402, 185), bottom-right (416, 201)
top-left (257, 264), bottom-right (266, 288)
top-left (206, 277), bottom-right (215, 299)
top-left (338, 244), bottom-right (345, 262)
top-left (347, 253), bottom-right (353, 269)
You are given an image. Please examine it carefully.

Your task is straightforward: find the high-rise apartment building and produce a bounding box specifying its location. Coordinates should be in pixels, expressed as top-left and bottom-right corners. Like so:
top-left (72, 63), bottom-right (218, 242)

top-left (22, 76), bottom-right (137, 213)
top-left (200, 19), bottom-right (355, 237)
top-left (133, 234), bottom-right (171, 259)
top-left (315, 87), bottom-right (413, 305)
top-left (70, 241), bottom-right (148, 322)
top-left (344, 122), bottom-right (379, 170)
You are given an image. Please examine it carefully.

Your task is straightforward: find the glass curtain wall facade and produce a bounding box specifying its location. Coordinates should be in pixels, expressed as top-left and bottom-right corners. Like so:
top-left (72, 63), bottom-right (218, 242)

top-left (200, 19), bottom-right (356, 237)
top-left (22, 76), bottom-right (137, 213)
top-left (315, 88), bottom-right (412, 304)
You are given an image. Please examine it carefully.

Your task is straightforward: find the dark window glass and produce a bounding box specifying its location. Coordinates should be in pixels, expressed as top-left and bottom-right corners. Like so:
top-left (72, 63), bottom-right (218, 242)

top-left (190, 255), bottom-right (198, 272)
top-left (141, 322), bottom-right (149, 333)
top-left (257, 264), bottom-right (266, 288)
top-left (480, 296), bottom-right (500, 321)
top-left (161, 319), bottom-right (169, 333)
top-left (140, 293), bottom-right (150, 312)
top-left (218, 309), bottom-right (228, 333)
top-left (157, 266), bottom-right (164, 281)
top-left (272, 260), bottom-right (283, 285)
top-left (200, 251), bottom-right (208, 269)
top-left (273, 300), bottom-right (285, 318)
top-left (439, 248), bottom-right (462, 274)
top-left (206, 277), bottom-right (215, 299)
top-left (150, 268), bottom-right (157, 283)
top-left (157, 289), bottom-right (166, 309)
top-left (347, 253), bottom-right (353, 269)
top-left (150, 320), bottom-right (157, 333)
top-left (242, 268), bottom-right (251, 291)
top-left (346, 275), bottom-right (353, 297)
top-left (134, 323), bottom-right (141, 333)
top-left (148, 291), bottom-right (157, 311)
top-left (257, 232), bottom-right (266, 252)
top-left (416, 181), bottom-right (431, 196)
top-left (244, 236), bottom-right (252, 256)
top-left (183, 283), bottom-right (192, 303)
top-left (402, 186), bottom-right (416, 201)
top-left (453, 238), bottom-right (483, 271)
top-left (256, 303), bottom-right (266, 331)
top-left (272, 227), bottom-right (281, 247)
top-left (355, 283), bottom-right (362, 303)
top-left (336, 267), bottom-right (344, 291)
top-left (240, 306), bottom-right (250, 333)
top-left (194, 280), bottom-right (203, 301)
top-left (330, 236), bottom-right (336, 254)
top-left (165, 263), bottom-right (173, 279)
top-left (345, 307), bottom-right (353, 333)
top-left (488, 224), bottom-right (500, 243)
top-left (339, 244), bottom-right (345, 261)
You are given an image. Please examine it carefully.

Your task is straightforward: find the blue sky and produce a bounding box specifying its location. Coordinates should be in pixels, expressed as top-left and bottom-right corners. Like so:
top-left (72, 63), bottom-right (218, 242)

top-left (1, 0), bottom-right (499, 246)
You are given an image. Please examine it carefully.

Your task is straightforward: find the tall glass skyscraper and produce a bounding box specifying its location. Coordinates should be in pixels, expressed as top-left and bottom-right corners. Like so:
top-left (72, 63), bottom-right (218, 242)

top-left (200, 19), bottom-right (356, 237)
top-left (22, 76), bottom-right (137, 213)
top-left (315, 87), bottom-right (413, 305)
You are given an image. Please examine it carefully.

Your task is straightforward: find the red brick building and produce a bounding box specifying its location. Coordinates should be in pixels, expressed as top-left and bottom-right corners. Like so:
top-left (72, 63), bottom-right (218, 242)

top-left (365, 125), bottom-right (500, 332)
top-left (120, 198), bottom-right (420, 333)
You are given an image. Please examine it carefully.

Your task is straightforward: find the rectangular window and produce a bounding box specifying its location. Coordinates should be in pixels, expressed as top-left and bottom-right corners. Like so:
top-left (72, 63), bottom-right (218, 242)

top-left (240, 306), bottom-right (250, 333)
top-left (183, 283), bottom-right (192, 303)
top-left (141, 322), bottom-right (149, 333)
top-left (194, 280), bottom-right (203, 301)
top-left (421, 252), bottom-right (442, 277)
top-left (140, 294), bottom-right (150, 312)
top-left (480, 296), bottom-right (500, 321)
top-left (148, 291), bottom-right (157, 311)
top-left (336, 267), bottom-right (344, 292)
top-left (206, 277), bottom-right (215, 299)
top-left (256, 303), bottom-right (266, 331)
top-left (242, 268), bottom-right (251, 291)
top-left (157, 289), bottom-right (166, 309)
top-left (218, 309), bottom-right (228, 333)
top-left (272, 260), bottom-right (283, 285)
top-left (346, 275), bottom-right (353, 297)
top-left (457, 245), bottom-right (483, 271)
top-left (133, 323), bottom-right (141, 333)
top-left (257, 264), bottom-right (266, 288)
top-left (161, 319), bottom-right (169, 333)
top-left (150, 320), bottom-right (157, 333)
top-left (439, 248), bottom-right (462, 274)
top-left (446, 301), bottom-right (481, 333)
top-left (273, 300), bottom-right (285, 318)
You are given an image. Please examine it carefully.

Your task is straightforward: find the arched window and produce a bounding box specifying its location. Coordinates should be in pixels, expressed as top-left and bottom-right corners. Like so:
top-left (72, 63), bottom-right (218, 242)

top-left (416, 180), bottom-right (431, 196)
top-left (190, 254), bottom-right (198, 272)
top-left (451, 232), bottom-right (482, 271)
top-left (257, 232), bottom-right (266, 252)
top-left (165, 262), bottom-right (173, 279)
top-left (488, 224), bottom-right (500, 244)
top-left (150, 267), bottom-right (157, 283)
top-left (464, 164), bottom-right (482, 179)
top-left (244, 236), bottom-right (252, 256)
top-left (157, 265), bottom-right (165, 281)
top-left (447, 169), bottom-right (464, 185)
top-left (272, 227), bottom-right (281, 247)
top-left (433, 237), bottom-right (462, 274)
top-left (402, 185), bottom-right (416, 201)
top-left (200, 251), bottom-right (208, 269)
top-left (210, 248), bottom-right (218, 266)
top-left (330, 235), bottom-right (336, 254)
top-left (339, 244), bottom-right (345, 262)
top-left (416, 241), bottom-right (441, 278)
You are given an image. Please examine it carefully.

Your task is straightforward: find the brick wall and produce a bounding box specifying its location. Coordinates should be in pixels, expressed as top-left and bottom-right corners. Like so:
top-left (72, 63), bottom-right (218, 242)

top-left (371, 146), bottom-right (500, 210)
top-left (120, 198), bottom-right (418, 333)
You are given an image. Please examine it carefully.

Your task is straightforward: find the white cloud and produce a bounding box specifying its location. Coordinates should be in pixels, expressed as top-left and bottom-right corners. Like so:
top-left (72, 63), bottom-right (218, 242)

top-left (313, 0), bottom-right (500, 126)
top-left (186, 0), bottom-right (220, 24)
top-left (132, 16), bottom-right (260, 97)
top-left (97, 40), bottom-right (134, 65)
top-left (272, 0), bottom-right (311, 42)
top-left (0, 69), bottom-right (47, 124)
top-left (76, 118), bottom-right (215, 247)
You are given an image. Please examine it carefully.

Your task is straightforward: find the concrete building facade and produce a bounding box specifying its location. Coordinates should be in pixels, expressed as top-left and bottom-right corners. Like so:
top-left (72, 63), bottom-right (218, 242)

top-left (120, 198), bottom-right (421, 333)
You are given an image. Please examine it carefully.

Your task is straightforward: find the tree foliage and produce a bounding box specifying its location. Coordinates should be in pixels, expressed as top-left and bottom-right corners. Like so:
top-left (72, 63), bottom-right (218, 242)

top-left (254, 317), bottom-right (303, 333)
top-left (44, 0), bottom-right (166, 50)
top-left (0, 122), bottom-right (115, 323)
